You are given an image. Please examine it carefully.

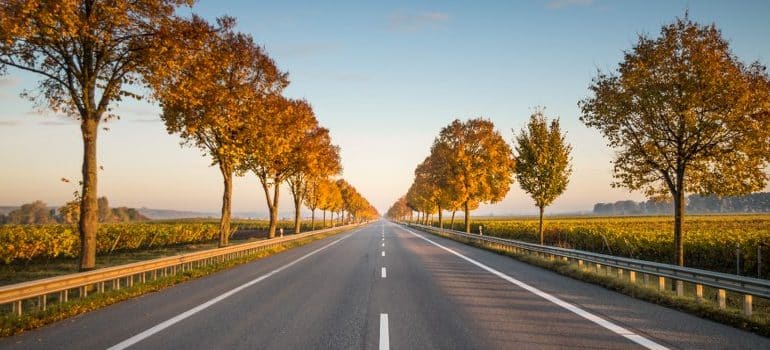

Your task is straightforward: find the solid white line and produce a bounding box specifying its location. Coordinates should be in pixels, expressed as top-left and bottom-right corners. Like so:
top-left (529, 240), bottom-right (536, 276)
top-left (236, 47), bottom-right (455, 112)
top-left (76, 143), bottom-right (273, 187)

top-left (381, 267), bottom-right (387, 278)
top-left (380, 313), bottom-right (390, 350)
top-left (108, 233), bottom-right (354, 350)
top-left (382, 251), bottom-right (385, 257)
top-left (399, 226), bottom-right (668, 350)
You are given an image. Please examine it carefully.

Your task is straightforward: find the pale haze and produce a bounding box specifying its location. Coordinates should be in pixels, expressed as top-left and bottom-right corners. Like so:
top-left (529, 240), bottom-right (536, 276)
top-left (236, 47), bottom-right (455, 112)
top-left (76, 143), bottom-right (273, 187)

top-left (1, 0), bottom-right (769, 217)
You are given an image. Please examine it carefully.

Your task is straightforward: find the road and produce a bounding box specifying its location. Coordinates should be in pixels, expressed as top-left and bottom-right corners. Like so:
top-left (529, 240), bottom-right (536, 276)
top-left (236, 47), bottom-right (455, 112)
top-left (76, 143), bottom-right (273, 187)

top-left (1, 220), bottom-right (768, 349)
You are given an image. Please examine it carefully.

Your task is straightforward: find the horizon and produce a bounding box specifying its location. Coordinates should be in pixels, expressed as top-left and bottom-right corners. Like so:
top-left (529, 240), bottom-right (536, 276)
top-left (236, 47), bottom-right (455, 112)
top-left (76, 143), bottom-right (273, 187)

top-left (2, 0), bottom-right (770, 216)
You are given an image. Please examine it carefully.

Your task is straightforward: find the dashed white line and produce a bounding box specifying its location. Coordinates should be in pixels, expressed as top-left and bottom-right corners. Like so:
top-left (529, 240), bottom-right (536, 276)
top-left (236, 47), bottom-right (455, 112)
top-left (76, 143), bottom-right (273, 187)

top-left (399, 226), bottom-right (669, 350)
top-left (108, 232), bottom-right (355, 350)
top-left (381, 267), bottom-right (387, 278)
top-left (382, 242), bottom-right (385, 247)
top-left (380, 313), bottom-right (390, 350)
top-left (382, 251), bottom-right (385, 257)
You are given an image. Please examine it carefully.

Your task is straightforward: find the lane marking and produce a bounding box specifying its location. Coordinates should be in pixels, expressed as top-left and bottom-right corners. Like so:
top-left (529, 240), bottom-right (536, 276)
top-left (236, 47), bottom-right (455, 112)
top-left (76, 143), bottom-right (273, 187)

top-left (399, 226), bottom-right (668, 350)
top-left (108, 232), bottom-right (355, 350)
top-left (382, 251), bottom-right (385, 257)
top-left (381, 267), bottom-right (387, 278)
top-left (382, 243), bottom-right (385, 247)
top-left (380, 313), bottom-right (390, 350)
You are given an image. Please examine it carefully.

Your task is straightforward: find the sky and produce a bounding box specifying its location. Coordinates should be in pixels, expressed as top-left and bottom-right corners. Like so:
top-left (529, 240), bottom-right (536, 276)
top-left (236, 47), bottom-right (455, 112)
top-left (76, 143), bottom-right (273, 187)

top-left (1, 0), bottom-right (770, 217)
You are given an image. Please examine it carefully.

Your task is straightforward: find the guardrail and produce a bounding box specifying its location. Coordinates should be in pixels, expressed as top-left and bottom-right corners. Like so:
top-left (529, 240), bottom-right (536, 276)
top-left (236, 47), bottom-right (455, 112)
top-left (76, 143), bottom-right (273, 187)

top-left (405, 222), bottom-right (770, 317)
top-left (0, 222), bottom-right (367, 317)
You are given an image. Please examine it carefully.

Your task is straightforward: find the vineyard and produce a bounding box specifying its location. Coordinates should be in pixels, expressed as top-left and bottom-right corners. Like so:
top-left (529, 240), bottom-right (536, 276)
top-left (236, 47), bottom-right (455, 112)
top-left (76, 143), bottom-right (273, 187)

top-left (433, 214), bottom-right (770, 276)
top-left (0, 220), bottom-right (319, 265)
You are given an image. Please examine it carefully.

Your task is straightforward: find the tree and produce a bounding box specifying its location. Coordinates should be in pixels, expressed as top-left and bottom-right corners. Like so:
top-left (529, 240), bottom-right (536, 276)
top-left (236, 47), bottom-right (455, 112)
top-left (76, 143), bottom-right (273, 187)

top-left (287, 124), bottom-right (342, 234)
top-left (304, 177), bottom-right (335, 230)
top-left (0, 0), bottom-right (191, 270)
top-left (241, 97), bottom-right (314, 238)
top-left (579, 16), bottom-right (770, 266)
top-left (319, 180), bottom-right (343, 227)
top-left (6, 200), bottom-right (54, 224)
top-left (514, 109), bottom-right (572, 245)
top-left (433, 118), bottom-right (515, 233)
top-left (147, 17), bottom-right (287, 246)
top-left (97, 197), bottom-right (114, 223)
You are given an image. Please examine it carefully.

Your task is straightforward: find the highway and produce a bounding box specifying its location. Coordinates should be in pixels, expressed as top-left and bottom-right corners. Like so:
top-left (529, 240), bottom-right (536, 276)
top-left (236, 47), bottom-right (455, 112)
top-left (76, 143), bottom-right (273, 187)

top-left (1, 220), bottom-right (768, 349)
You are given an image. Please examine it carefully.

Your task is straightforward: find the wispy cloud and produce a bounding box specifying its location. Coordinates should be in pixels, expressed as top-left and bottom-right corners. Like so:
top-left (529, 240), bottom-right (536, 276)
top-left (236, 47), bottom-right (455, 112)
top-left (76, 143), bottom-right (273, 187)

top-left (547, 0), bottom-right (594, 10)
top-left (389, 11), bottom-right (450, 32)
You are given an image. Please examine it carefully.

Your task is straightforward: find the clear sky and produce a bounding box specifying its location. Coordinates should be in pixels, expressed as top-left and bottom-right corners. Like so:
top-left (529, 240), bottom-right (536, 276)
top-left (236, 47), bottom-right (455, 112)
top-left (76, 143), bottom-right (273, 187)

top-left (1, 0), bottom-right (770, 217)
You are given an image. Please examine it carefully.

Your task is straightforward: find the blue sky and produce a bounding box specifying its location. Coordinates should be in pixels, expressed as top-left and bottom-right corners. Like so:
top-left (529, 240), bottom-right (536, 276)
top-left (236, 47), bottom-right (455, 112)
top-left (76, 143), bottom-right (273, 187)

top-left (1, 0), bottom-right (769, 216)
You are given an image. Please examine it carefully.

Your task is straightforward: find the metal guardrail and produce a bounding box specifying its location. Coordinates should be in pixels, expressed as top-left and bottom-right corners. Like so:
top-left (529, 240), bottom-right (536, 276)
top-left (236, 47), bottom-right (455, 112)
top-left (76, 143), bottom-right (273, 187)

top-left (0, 222), bottom-right (367, 316)
top-left (406, 223), bottom-right (770, 317)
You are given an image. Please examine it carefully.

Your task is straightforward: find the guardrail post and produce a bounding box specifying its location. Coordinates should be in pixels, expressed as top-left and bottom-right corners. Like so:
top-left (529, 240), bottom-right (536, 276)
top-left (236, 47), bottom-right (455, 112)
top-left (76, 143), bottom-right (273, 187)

top-left (39, 295), bottom-right (46, 311)
top-left (113, 279), bottom-right (120, 290)
top-left (676, 280), bottom-right (684, 297)
top-left (617, 268), bottom-right (623, 280)
top-left (718, 289), bottom-right (727, 309)
top-left (695, 284), bottom-right (703, 302)
top-left (743, 295), bottom-right (753, 317)
top-left (596, 263), bottom-right (602, 274)
top-left (80, 286), bottom-right (87, 298)
top-left (629, 271), bottom-right (636, 284)
top-left (12, 300), bottom-right (21, 316)
top-left (60, 290), bottom-right (68, 303)
top-left (98, 282), bottom-right (105, 293)
top-left (643, 273), bottom-right (650, 286)
top-left (658, 276), bottom-right (666, 291)
top-left (578, 260), bottom-right (583, 269)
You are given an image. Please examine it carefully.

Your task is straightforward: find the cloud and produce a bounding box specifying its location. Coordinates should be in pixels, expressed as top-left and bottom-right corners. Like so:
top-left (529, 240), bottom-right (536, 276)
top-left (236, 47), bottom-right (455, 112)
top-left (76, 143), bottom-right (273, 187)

top-left (389, 11), bottom-right (450, 32)
top-left (547, 0), bottom-right (595, 10)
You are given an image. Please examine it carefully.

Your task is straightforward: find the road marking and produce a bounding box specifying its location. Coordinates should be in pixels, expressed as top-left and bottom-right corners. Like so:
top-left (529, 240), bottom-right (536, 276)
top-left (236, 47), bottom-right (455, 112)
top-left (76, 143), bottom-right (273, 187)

top-left (400, 226), bottom-right (669, 350)
top-left (380, 313), bottom-right (390, 350)
top-left (382, 242), bottom-right (385, 247)
top-left (382, 251), bottom-right (385, 257)
top-left (381, 267), bottom-right (387, 278)
top-left (108, 233), bottom-right (355, 350)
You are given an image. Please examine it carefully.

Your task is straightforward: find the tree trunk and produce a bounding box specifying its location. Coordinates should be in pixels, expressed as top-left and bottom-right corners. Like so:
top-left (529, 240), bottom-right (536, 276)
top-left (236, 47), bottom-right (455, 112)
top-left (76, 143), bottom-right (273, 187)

top-left (322, 210), bottom-right (326, 228)
top-left (464, 200), bottom-right (471, 233)
top-left (538, 205), bottom-right (545, 245)
top-left (78, 118), bottom-right (99, 271)
top-left (293, 194), bottom-right (301, 235)
top-left (260, 178), bottom-right (280, 239)
top-left (438, 205), bottom-right (443, 229)
top-left (674, 187), bottom-right (685, 266)
top-left (450, 210), bottom-right (456, 230)
top-left (218, 163), bottom-right (233, 247)
top-left (311, 209), bottom-right (316, 230)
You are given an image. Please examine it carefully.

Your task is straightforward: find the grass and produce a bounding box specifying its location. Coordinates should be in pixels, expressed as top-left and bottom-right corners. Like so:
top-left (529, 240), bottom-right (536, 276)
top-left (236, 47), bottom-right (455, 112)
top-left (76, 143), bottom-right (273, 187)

top-left (417, 225), bottom-right (770, 338)
top-left (0, 225), bottom-right (355, 337)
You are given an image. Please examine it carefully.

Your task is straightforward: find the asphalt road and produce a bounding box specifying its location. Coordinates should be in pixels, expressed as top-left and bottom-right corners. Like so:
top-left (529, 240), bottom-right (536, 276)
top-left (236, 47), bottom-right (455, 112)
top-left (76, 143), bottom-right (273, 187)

top-left (1, 220), bottom-right (768, 349)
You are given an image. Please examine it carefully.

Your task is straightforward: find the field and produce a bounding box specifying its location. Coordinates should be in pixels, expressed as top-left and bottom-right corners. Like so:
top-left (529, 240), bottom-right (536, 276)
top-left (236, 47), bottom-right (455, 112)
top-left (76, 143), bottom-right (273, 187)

top-left (0, 219), bottom-right (327, 265)
top-left (435, 214), bottom-right (770, 276)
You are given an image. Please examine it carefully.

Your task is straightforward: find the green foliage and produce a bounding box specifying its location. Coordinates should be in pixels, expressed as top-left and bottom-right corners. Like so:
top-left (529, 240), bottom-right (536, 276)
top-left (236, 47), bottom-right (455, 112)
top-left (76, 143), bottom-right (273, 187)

top-left (514, 109), bottom-right (572, 210)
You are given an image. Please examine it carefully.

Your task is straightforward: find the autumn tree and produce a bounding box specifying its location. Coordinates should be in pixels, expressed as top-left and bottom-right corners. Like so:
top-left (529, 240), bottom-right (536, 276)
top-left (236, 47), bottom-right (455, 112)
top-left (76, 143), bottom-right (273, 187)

top-left (287, 123), bottom-right (342, 234)
top-left (580, 16), bottom-right (770, 266)
top-left (147, 17), bottom-right (287, 246)
top-left (514, 109), bottom-right (572, 245)
top-left (0, 0), bottom-right (192, 270)
top-left (241, 97), bottom-right (316, 238)
top-left (319, 179), bottom-right (343, 227)
top-left (304, 177), bottom-right (337, 230)
top-left (433, 118), bottom-right (515, 233)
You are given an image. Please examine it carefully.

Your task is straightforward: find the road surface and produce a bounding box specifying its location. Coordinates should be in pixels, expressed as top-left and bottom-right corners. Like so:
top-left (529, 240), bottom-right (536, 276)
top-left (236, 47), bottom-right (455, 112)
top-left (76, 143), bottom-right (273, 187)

top-left (1, 220), bottom-right (767, 349)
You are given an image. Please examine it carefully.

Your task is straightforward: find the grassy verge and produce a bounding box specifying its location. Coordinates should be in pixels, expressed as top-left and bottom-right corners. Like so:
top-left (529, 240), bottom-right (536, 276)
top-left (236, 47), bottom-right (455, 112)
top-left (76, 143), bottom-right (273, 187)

top-left (417, 226), bottom-right (770, 337)
top-left (0, 226), bottom-right (354, 337)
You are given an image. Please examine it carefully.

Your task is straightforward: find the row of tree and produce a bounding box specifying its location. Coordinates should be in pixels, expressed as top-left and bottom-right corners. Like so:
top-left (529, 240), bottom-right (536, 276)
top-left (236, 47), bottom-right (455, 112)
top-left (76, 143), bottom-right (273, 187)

top-left (594, 193), bottom-right (770, 215)
top-left (386, 110), bottom-right (572, 245)
top-left (0, 2), bottom-right (377, 270)
top-left (0, 198), bottom-right (148, 225)
top-left (390, 15), bottom-right (770, 267)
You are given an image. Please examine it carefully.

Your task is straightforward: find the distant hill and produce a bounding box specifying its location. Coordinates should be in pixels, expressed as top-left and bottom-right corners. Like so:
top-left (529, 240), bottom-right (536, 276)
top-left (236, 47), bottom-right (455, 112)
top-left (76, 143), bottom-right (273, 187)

top-left (137, 208), bottom-right (217, 220)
